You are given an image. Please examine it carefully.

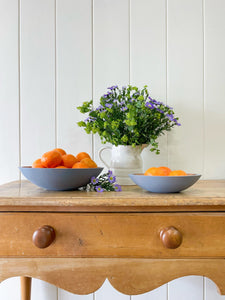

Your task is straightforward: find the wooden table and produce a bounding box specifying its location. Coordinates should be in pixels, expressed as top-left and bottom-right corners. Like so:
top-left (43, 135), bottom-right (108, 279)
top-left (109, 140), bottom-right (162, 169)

top-left (0, 180), bottom-right (225, 300)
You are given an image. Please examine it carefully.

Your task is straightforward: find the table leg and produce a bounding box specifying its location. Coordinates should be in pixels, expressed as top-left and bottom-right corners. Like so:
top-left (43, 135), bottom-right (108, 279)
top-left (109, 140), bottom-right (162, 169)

top-left (20, 276), bottom-right (32, 300)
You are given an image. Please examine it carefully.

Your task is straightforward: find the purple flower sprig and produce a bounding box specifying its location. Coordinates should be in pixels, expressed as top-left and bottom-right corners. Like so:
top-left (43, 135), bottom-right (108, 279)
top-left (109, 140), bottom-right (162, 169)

top-left (79, 170), bottom-right (122, 192)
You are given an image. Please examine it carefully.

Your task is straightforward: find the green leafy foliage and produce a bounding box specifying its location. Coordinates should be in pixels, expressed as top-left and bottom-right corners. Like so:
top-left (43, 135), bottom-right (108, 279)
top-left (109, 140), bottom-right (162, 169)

top-left (77, 85), bottom-right (181, 154)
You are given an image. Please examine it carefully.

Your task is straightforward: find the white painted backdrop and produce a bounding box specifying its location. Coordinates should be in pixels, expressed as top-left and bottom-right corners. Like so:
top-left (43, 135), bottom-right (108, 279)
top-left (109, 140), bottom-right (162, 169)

top-left (0, 0), bottom-right (225, 299)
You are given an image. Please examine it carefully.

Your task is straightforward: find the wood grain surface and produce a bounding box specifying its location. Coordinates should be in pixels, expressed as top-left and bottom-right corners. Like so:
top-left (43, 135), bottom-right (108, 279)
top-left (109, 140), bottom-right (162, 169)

top-left (0, 212), bottom-right (225, 258)
top-left (0, 180), bottom-right (224, 212)
top-left (0, 258), bottom-right (225, 295)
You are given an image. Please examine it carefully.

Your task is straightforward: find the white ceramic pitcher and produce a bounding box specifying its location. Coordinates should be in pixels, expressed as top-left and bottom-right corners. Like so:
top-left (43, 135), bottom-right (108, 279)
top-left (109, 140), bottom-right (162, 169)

top-left (99, 145), bottom-right (145, 185)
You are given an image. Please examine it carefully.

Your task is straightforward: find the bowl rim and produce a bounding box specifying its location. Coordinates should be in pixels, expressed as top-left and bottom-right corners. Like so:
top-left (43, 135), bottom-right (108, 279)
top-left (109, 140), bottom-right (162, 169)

top-left (19, 166), bottom-right (104, 170)
top-left (129, 173), bottom-right (201, 178)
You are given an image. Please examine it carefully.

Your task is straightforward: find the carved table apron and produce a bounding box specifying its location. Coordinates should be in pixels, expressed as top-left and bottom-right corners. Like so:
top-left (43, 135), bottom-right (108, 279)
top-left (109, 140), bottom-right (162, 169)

top-left (0, 180), bottom-right (225, 299)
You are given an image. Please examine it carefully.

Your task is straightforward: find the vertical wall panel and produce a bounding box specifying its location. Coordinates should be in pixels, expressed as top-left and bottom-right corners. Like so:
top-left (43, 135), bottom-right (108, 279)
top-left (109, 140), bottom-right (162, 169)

top-left (168, 276), bottom-right (203, 300)
top-left (20, 0), bottom-right (57, 298)
top-left (93, 0), bottom-right (130, 166)
top-left (56, 0), bottom-right (92, 157)
top-left (58, 289), bottom-right (93, 300)
top-left (204, 0), bottom-right (225, 179)
top-left (130, 2), bottom-right (168, 297)
top-left (167, 0), bottom-right (204, 295)
top-left (167, 0), bottom-right (204, 175)
top-left (130, 0), bottom-right (168, 173)
top-left (0, 0), bottom-right (19, 184)
top-left (20, 0), bottom-right (56, 166)
top-left (0, 277), bottom-right (20, 300)
top-left (31, 279), bottom-right (57, 300)
top-left (205, 277), bottom-right (225, 300)
top-left (95, 279), bottom-right (130, 300)
top-left (131, 284), bottom-right (167, 300)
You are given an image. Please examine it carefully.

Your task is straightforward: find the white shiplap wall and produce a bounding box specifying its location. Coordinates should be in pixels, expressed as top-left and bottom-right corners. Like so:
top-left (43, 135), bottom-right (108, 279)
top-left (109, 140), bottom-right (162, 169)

top-left (0, 0), bottom-right (225, 299)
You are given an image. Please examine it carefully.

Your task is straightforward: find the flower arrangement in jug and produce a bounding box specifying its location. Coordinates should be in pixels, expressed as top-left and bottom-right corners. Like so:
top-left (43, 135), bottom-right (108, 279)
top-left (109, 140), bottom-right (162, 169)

top-left (77, 85), bottom-right (180, 154)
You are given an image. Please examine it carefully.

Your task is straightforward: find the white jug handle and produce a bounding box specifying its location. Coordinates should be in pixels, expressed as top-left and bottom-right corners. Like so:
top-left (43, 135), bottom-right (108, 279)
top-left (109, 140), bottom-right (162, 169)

top-left (98, 146), bottom-right (111, 169)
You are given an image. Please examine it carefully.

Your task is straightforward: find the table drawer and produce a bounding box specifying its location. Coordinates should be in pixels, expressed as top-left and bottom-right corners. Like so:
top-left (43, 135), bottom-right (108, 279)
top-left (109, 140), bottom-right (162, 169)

top-left (0, 212), bottom-right (225, 258)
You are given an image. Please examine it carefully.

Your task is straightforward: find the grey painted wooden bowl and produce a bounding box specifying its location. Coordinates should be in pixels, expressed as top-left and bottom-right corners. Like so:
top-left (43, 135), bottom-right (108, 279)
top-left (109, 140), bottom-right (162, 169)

top-left (129, 173), bottom-right (201, 193)
top-left (19, 167), bottom-right (103, 191)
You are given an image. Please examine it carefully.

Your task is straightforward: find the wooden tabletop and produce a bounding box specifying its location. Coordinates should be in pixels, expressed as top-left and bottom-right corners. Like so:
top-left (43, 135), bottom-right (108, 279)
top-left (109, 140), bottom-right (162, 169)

top-left (0, 180), bottom-right (224, 212)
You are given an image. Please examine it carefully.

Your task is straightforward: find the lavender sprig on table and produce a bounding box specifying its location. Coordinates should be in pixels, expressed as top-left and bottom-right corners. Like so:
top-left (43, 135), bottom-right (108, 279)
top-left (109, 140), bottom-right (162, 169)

top-left (79, 170), bottom-right (122, 192)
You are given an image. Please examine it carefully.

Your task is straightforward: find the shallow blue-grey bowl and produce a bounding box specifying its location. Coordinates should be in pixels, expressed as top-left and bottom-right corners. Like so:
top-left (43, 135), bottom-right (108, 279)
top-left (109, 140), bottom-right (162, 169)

top-left (19, 167), bottom-right (103, 191)
top-left (129, 173), bottom-right (201, 193)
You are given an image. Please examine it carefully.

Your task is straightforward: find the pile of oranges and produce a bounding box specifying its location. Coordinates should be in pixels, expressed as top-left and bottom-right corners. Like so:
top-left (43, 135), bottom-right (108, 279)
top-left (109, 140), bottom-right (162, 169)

top-left (32, 148), bottom-right (97, 169)
top-left (144, 166), bottom-right (187, 176)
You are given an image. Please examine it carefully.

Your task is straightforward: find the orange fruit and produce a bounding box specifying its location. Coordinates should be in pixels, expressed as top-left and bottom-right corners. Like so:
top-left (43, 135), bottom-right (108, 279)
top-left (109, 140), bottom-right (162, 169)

top-left (144, 167), bottom-right (159, 176)
top-left (61, 154), bottom-right (78, 168)
top-left (145, 166), bottom-right (172, 176)
top-left (32, 158), bottom-right (45, 168)
top-left (81, 158), bottom-right (97, 168)
top-left (169, 170), bottom-right (187, 176)
top-left (41, 150), bottom-right (62, 168)
top-left (55, 166), bottom-right (67, 169)
top-left (157, 166), bottom-right (172, 176)
top-left (76, 152), bottom-right (91, 162)
top-left (72, 161), bottom-right (89, 168)
top-left (53, 148), bottom-right (67, 156)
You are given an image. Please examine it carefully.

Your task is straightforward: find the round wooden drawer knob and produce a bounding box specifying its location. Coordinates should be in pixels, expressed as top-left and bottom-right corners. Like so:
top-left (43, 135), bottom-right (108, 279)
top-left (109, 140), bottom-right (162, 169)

top-left (160, 226), bottom-right (182, 249)
top-left (32, 225), bottom-right (55, 249)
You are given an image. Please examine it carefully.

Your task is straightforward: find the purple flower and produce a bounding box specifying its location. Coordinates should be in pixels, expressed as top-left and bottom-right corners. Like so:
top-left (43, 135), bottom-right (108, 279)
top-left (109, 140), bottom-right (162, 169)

top-left (96, 105), bottom-right (104, 111)
top-left (155, 100), bottom-right (162, 105)
top-left (166, 114), bottom-right (174, 121)
top-left (166, 105), bottom-right (173, 109)
top-left (108, 170), bottom-right (113, 176)
top-left (121, 106), bottom-right (128, 111)
top-left (95, 186), bottom-right (104, 192)
top-left (114, 184), bottom-right (122, 192)
top-left (96, 105), bottom-right (106, 113)
top-left (107, 86), bottom-right (114, 90)
top-left (107, 85), bottom-right (118, 90)
top-left (145, 102), bottom-right (155, 109)
top-left (149, 99), bottom-right (162, 106)
top-left (174, 119), bottom-right (181, 126)
top-left (122, 86), bottom-right (126, 90)
top-left (118, 100), bottom-right (125, 106)
top-left (91, 177), bottom-right (99, 184)
top-left (105, 103), bottom-right (113, 109)
top-left (108, 175), bottom-right (116, 183)
top-left (103, 92), bottom-right (112, 98)
top-left (156, 108), bottom-right (164, 114)
top-left (113, 99), bottom-right (119, 105)
top-left (84, 116), bottom-right (97, 123)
